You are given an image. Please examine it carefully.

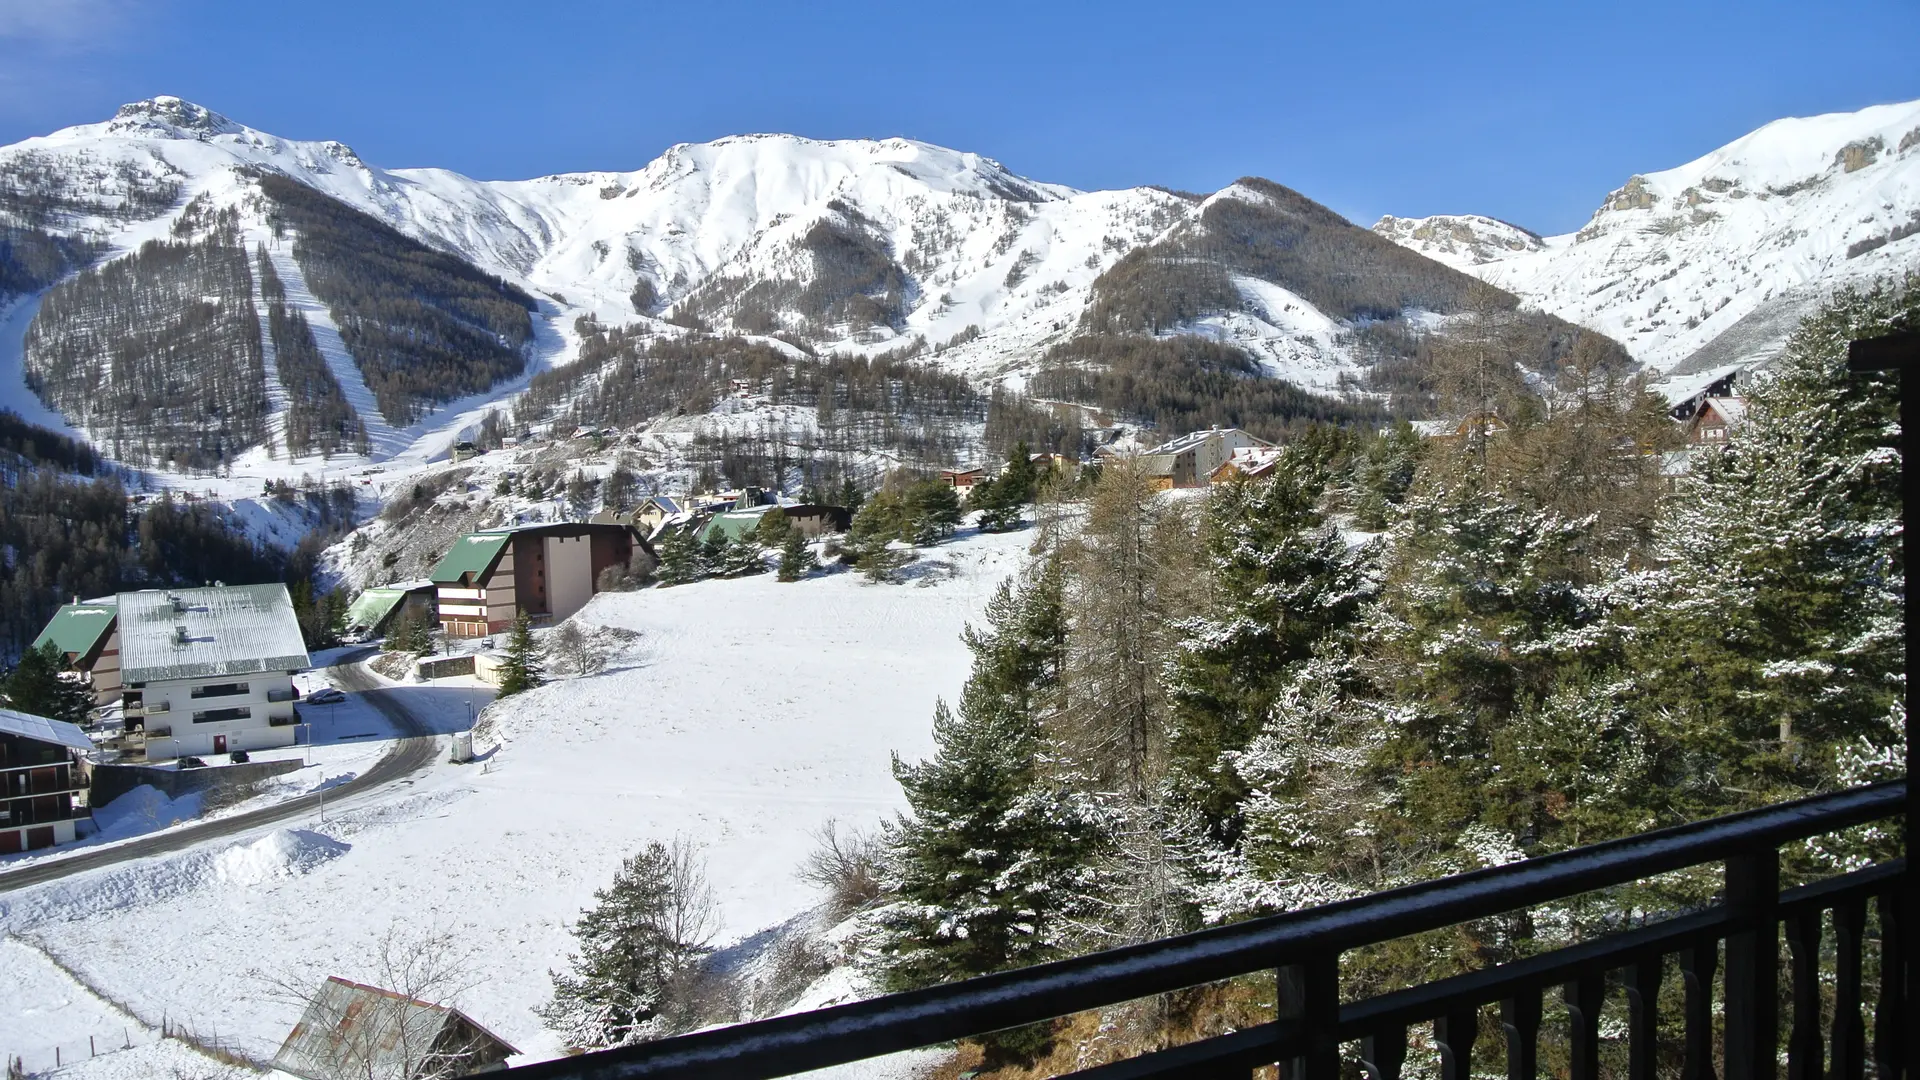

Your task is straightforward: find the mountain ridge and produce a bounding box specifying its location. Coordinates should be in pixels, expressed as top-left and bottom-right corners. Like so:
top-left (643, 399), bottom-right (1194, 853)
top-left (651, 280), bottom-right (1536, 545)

top-left (1373, 98), bottom-right (1920, 373)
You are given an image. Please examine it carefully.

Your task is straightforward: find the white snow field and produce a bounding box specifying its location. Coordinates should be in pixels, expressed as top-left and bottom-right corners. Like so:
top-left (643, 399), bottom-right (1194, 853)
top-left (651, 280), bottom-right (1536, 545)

top-left (0, 527), bottom-right (1031, 1071)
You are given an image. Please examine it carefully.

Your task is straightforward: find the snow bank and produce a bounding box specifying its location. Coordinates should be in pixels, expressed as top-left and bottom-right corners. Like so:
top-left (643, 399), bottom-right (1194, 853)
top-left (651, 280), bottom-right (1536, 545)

top-left (210, 829), bottom-right (352, 888)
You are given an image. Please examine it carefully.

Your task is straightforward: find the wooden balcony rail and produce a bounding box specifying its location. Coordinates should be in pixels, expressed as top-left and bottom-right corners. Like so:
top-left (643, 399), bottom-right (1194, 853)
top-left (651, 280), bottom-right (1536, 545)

top-left (500, 780), bottom-right (1907, 1080)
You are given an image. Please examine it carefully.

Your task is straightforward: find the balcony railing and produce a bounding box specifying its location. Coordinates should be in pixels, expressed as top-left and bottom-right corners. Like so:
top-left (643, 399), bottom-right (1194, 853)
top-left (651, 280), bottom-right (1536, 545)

top-left (501, 779), bottom-right (1907, 1080)
top-left (267, 687), bottom-right (298, 703)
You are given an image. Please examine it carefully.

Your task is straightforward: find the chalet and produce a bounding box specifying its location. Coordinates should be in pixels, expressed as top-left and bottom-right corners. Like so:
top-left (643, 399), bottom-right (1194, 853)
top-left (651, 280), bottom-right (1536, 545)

top-left (432, 522), bottom-right (647, 638)
top-left (272, 976), bottom-right (518, 1079)
top-left (117, 584), bottom-right (311, 761)
top-left (1686, 396), bottom-right (1748, 444)
top-left (0, 707), bottom-right (94, 854)
top-left (1209, 445), bottom-right (1286, 483)
top-left (937, 467), bottom-right (987, 495)
top-left (344, 580), bottom-right (438, 640)
top-left (1655, 363), bottom-right (1744, 421)
top-left (449, 441), bottom-right (481, 463)
top-left (31, 598), bottom-right (120, 706)
top-left (1136, 427), bottom-right (1275, 489)
top-left (632, 496), bottom-right (685, 535)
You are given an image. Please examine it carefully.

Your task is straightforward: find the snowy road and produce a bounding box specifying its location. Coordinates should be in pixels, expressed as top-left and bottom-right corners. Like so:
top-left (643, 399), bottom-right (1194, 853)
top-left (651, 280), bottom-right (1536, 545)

top-left (0, 649), bottom-right (437, 895)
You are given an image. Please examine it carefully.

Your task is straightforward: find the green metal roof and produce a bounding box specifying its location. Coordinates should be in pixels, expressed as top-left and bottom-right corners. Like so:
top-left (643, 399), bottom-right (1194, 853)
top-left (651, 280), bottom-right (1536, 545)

top-left (697, 510), bottom-right (770, 545)
top-left (32, 602), bottom-right (117, 657)
top-left (430, 531), bottom-right (514, 584)
top-left (347, 584), bottom-right (431, 632)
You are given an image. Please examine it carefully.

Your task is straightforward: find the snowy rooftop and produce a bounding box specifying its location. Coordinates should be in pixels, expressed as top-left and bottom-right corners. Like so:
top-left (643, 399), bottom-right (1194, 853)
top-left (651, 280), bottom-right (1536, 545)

top-left (1655, 363), bottom-right (1746, 407)
top-left (1143, 427), bottom-right (1270, 456)
top-left (117, 584), bottom-right (311, 686)
top-left (0, 707), bottom-right (94, 753)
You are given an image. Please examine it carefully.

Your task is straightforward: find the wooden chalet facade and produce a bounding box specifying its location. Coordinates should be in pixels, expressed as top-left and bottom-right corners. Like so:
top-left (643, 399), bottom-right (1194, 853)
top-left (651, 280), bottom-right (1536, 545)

top-left (1686, 395), bottom-right (1748, 444)
top-left (432, 522), bottom-right (647, 638)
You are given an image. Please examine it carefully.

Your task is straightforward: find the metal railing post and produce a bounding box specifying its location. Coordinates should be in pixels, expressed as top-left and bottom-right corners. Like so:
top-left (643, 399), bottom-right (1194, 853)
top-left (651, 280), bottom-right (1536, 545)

top-left (1278, 952), bottom-right (1340, 1080)
top-left (1725, 848), bottom-right (1781, 1080)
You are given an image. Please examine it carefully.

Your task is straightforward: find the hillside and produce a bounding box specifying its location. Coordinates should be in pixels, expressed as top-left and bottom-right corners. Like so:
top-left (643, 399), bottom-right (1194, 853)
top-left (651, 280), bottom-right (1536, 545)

top-left (1375, 98), bottom-right (1920, 373)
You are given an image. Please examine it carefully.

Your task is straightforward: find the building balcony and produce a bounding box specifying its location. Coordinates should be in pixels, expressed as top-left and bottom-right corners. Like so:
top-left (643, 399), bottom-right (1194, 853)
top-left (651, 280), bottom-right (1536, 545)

top-left (3, 801), bottom-right (88, 827)
top-left (266, 687), bottom-right (298, 703)
top-left (123, 701), bottom-right (170, 718)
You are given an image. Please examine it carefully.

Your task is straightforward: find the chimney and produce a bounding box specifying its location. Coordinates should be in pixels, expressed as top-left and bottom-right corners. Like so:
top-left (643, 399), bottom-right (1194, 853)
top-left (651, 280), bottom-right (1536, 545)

top-left (174, 625), bottom-right (189, 646)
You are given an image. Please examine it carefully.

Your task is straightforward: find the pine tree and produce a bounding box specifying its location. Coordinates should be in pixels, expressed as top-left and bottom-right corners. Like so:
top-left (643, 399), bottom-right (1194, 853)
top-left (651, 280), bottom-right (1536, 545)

top-left (754, 506), bottom-right (793, 547)
top-left (904, 480), bottom-right (962, 544)
top-left (869, 564), bottom-right (1105, 1062)
top-left (999, 440), bottom-right (1040, 505)
top-left (1164, 456), bottom-right (1373, 848)
top-left (1599, 273), bottom-right (1912, 828)
top-left (495, 610), bottom-right (546, 697)
top-left (542, 839), bottom-right (716, 1049)
top-left (716, 535), bottom-right (766, 578)
top-left (653, 528), bottom-right (704, 587)
top-left (777, 532), bottom-right (818, 582)
top-left (1, 642), bottom-right (94, 723)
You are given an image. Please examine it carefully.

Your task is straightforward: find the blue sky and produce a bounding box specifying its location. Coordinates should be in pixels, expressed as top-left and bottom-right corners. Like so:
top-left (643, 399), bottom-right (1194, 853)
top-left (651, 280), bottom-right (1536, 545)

top-left (2, 0), bottom-right (1915, 235)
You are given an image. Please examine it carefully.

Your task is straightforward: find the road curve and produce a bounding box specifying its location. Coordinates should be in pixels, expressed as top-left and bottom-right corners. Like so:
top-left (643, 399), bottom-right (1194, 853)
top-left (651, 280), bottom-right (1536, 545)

top-left (0, 648), bottom-right (439, 894)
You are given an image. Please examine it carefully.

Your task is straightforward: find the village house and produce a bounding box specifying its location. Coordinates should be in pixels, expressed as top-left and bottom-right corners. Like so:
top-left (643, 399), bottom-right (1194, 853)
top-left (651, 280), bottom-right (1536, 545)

top-left (1686, 395), bottom-right (1748, 444)
top-left (1128, 427), bottom-right (1275, 489)
top-left (116, 584), bottom-right (310, 761)
top-left (0, 706), bottom-right (94, 854)
top-left (937, 467), bottom-right (987, 497)
top-left (631, 495), bottom-right (684, 535)
top-left (432, 521), bottom-right (649, 638)
top-left (1209, 445), bottom-right (1287, 483)
top-left (344, 580), bottom-right (439, 641)
top-left (31, 597), bottom-right (120, 706)
top-left (272, 976), bottom-right (518, 1080)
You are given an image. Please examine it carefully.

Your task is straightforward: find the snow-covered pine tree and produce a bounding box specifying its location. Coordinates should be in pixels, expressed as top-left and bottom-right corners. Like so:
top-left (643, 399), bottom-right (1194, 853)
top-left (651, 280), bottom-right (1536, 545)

top-left (869, 562), bottom-right (1107, 1007)
top-left (495, 609), bottom-right (546, 697)
top-left (1605, 273), bottom-right (1911, 825)
top-left (776, 531), bottom-right (817, 581)
top-left (716, 534), bottom-right (766, 577)
top-left (1, 642), bottom-right (94, 723)
top-left (542, 839), bottom-right (717, 1049)
top-left (1163, 454), bottom-right (1374, 849)
top-left (653, 528), bottom-right (704, 586)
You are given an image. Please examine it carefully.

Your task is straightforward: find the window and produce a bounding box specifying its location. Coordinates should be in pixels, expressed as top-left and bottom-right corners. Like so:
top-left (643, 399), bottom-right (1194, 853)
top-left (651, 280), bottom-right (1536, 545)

top-left (192, 707), bottom-right (251, 724)
top-left (190, 682), bottom-right (250, 699)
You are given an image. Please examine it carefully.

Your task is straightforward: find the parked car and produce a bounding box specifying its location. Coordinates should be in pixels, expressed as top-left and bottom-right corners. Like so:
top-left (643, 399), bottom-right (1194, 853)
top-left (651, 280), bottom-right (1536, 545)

top-left (179, 756), bottom-right (207, 769)
top-left (229, 750), bottom-right (250, 764)
top-left (306, 687), bottom-right (347, 705)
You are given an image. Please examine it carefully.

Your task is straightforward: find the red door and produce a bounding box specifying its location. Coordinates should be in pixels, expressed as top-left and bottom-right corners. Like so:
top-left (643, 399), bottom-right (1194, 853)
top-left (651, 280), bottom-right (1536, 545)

top-left (0, 830), bottom-right (19, 854)
top-left (214, 734), bottom-right (227, 754)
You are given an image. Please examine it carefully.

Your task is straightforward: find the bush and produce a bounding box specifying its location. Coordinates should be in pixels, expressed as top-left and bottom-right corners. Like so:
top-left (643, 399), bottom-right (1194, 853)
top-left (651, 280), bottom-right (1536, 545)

top-left (797, 819), bottom-right (882, 919)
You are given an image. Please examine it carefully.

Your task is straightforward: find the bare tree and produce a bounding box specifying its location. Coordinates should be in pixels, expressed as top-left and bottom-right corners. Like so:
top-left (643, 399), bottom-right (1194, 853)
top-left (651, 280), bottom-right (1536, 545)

top-left (797, 818), bottom-right (883, 919)
top-left (546, 619), bottom-right (607, 676)
top-left (254, 924), bottom-right (489, 1080)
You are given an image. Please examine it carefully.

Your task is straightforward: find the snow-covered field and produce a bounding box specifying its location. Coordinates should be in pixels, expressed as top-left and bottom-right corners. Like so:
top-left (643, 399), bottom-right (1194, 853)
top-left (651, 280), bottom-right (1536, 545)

top-left (0, 527), bottom-right (1030, 1072)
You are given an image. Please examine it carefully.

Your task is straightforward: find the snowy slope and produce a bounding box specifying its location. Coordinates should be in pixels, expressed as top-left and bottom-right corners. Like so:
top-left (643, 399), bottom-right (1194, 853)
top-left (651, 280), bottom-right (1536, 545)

top-left (0, 527), bottom-right (1030, 1068)
top-left (1374, 99), bottom-right (1920, 372)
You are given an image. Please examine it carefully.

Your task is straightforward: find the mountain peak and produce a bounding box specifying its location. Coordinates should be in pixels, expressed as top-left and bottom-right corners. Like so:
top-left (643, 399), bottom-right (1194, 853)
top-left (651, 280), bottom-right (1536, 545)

top-left (107, 96), bottom-right (242, 138)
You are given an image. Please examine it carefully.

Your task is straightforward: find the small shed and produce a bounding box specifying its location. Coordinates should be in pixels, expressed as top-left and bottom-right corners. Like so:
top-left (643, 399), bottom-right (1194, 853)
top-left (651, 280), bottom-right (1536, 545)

top-left (271, 976), bottom-right (518, 1079)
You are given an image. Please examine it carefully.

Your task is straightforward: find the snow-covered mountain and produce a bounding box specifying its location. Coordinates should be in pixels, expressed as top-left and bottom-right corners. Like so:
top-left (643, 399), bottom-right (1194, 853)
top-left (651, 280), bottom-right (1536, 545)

top-left (1374, 99), bottom-right (1920, 373)
top-left (5, 96), bottom-right (1420, 474)
top-left (0, 97), bottom-right (1205, 374)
